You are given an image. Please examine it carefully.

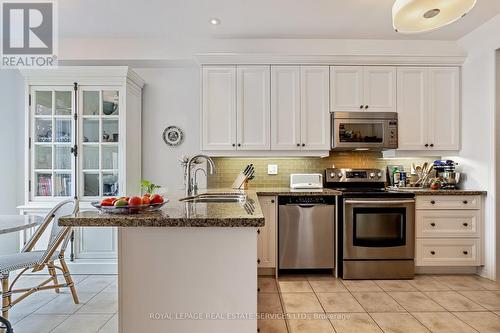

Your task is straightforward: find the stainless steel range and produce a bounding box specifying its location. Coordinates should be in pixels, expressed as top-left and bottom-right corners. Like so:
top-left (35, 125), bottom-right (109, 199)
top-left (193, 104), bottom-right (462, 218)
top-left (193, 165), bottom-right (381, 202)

top-left (325, 168), bottom-right (416, 279)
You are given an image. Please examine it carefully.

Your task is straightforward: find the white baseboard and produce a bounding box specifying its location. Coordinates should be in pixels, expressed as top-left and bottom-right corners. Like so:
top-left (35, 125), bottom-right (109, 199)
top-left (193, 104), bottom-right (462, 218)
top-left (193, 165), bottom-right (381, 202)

top-left (66, 259), bottom-right (117, 274)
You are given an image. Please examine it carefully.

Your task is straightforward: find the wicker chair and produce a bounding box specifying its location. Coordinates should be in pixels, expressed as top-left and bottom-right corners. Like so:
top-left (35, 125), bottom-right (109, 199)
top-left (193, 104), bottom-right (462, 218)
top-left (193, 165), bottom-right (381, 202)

top-left (0, 200), bottom-right (80, 320)
top-left (0, 315), bottom-right (13, 333)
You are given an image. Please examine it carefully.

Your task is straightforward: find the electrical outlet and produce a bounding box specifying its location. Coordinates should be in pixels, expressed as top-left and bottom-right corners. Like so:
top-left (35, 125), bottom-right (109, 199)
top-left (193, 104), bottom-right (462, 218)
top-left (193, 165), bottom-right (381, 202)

top-left (267, 164), bottom-right (278, 175)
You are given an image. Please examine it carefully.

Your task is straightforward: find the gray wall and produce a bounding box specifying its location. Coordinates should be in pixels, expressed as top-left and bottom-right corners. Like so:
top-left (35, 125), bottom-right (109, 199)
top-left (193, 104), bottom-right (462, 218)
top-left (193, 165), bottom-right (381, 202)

top-left (0, 69), bottom-right (25, 254)
top-left (136, 66), bottom-right (202, 191)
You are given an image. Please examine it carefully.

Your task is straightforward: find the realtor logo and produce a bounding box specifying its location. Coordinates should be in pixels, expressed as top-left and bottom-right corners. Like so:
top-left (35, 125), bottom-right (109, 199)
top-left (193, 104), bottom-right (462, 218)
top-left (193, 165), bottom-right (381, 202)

top-left (1, 0), bottom-right (57, 67)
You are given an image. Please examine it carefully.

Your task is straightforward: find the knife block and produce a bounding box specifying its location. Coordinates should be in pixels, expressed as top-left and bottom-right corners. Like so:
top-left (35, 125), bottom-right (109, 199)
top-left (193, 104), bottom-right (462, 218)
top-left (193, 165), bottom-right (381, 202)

top-left (231, 172), bottom-right (247, 189)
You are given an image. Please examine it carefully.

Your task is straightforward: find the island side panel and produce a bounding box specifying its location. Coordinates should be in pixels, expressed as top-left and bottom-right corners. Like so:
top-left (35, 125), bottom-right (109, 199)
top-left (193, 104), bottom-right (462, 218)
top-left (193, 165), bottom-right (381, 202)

top-left (118, 227), bottom-right (258, 333)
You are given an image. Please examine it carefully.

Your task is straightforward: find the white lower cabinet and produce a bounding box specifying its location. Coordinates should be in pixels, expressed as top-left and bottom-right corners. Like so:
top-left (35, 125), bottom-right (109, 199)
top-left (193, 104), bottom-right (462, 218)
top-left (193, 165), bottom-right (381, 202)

top-left (416, 239), bottom-right (480, 266)
top-left (415, 195), bottom-right (483, 267)
top-left (257, 196), bottom-right (277, 269)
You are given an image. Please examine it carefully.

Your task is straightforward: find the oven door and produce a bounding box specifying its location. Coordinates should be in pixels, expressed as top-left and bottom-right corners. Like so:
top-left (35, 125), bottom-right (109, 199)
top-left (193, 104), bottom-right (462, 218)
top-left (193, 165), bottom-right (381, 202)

top-left (343, 199), bottom-right (415, 260)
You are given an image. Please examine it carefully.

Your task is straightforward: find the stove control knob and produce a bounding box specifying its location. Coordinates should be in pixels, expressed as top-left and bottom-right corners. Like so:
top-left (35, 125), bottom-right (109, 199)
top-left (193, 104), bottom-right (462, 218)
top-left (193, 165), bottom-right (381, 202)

top-left (369, 173), bottom-right (375, 179)
top-left (337, 172), bottom-right (343, 178)
top-left (377, 172), bottom-right (382, 178)
top-left (330, 172), bottom-right (335, 178)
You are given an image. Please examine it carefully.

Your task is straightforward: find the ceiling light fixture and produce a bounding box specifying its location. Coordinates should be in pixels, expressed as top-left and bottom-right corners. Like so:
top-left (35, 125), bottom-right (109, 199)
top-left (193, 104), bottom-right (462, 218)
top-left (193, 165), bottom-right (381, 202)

top-left (209, 18), bottom-right (221, 25)
top-left (392, 0), bottom-right (477, 34)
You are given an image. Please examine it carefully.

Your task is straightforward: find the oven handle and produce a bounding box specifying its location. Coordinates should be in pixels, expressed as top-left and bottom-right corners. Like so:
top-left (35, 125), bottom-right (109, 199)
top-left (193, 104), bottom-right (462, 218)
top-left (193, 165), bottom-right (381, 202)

top-left (345, 200), bottom-right (415, 205)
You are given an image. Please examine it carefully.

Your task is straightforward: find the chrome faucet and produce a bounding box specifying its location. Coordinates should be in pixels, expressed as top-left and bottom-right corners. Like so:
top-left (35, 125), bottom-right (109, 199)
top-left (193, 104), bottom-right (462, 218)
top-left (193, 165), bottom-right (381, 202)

top-left (185, 155), bottom-right (216, 196)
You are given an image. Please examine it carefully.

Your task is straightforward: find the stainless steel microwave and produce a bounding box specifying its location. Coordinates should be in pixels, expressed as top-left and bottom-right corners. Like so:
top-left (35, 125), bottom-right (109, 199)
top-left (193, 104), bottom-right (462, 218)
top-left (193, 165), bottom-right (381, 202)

top-left (331, 112), bottom-right (398, 150)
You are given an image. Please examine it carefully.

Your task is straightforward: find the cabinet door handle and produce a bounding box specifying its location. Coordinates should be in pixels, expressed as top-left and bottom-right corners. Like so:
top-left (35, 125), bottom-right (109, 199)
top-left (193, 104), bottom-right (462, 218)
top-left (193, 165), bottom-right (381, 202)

top-left (257, 259), bottom-right (261, 264)
top-left (425, 144), bottom-right (429, 147)
top-left (360, 105), bottom-right (363, 109)
top-left (257, 229), bottom-right (260, 234)
top-left (232, 143), bottom-right (236, 147)
top-left (302, 143), bottom-right (305, 147)
top-left (296, 143), bottom-right (300, 147)
top-left (463, 222), bottom-right (468, 227)
top-left (430, 200), bottom-right (436, 204)
top-left (257, 288), bottom-right (260, 293)
top-left (271, 199), bottom-right (275, 203)
top-left (430, 144), bottom-right (434, 147)
top-left (430, 251), bottom-right (435, 255)
top-left (463, 200), bottom-right (468, 204)
top-left (365, 105), bottom-right (369, 109)
top-left (237, 143), bottom-right (241, 147)
top-left (430, 222), bottom-right (436, 227)
top-left (463, 251), bottom-right (468, 255)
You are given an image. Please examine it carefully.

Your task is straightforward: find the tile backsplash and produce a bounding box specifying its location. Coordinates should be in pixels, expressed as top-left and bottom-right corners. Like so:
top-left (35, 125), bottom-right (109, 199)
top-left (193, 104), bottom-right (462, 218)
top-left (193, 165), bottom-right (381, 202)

top-left (207, 152), bottom-right (435, 188)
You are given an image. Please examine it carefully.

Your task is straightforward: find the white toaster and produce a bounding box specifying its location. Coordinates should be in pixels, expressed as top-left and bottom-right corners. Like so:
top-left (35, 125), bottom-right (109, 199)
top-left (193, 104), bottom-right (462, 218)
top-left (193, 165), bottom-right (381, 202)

top-left (290, 173), bottom-right (323, 189)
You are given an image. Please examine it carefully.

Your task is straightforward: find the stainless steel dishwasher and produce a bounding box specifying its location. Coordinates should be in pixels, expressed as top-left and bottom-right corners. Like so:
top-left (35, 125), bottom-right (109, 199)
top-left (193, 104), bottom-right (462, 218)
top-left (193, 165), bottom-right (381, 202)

top-left (278, 196), bottom-right (335, 269)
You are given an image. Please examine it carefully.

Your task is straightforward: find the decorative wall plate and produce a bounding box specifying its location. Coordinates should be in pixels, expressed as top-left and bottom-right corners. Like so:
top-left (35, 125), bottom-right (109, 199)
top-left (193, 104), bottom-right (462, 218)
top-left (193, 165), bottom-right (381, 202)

top-left (163, 126), bottom-right (184, 146)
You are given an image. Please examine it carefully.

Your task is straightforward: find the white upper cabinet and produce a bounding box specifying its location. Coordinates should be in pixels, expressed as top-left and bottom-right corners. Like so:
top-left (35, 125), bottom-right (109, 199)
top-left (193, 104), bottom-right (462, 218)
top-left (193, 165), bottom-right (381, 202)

top-left (237, 66), bottom-right (271, 150)
top-left (428, 67), bottom-right (460, 150)
top-left (330, 66), bottom-right (363, 111)
top-left (363, 67), bottom-right (397, 112)
top-left (202, 66), bottom-right (237, 150)
top-left (330, 66), bottom-right (396, 112)
top-left (397, 67), bottom-right (460, 151)
top-left (397, 68), bottom-right (428, 150)
top-left (300, 66), bottom-right (330, 150)
top-left (271, 66), bottom-right (301, 150)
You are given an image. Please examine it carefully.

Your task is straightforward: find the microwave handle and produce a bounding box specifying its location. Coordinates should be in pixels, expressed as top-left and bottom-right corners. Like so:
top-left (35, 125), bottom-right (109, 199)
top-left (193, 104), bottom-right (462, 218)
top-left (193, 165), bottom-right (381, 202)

top-left (345, 200), bottom-right (415, 205)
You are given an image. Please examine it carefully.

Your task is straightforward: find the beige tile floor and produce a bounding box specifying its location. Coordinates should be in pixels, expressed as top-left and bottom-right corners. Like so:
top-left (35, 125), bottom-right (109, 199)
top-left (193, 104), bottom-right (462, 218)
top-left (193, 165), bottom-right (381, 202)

top-left (258, 274), bottom-right (500, 333)
top-left (4, 274), bottom-right (117, 333)
top-left (3, 274), bottom-right (500, 332)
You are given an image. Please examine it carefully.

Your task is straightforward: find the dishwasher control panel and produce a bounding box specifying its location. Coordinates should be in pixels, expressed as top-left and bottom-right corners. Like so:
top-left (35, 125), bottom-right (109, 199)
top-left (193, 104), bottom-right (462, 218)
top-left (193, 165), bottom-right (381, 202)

top-left (278, 196), bottom-right (336, 205)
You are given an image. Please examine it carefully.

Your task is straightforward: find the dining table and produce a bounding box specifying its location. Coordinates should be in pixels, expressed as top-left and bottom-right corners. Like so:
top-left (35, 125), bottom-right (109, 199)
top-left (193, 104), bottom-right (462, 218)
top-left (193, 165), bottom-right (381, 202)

top-left (0, 215), bottom-right (43, 235)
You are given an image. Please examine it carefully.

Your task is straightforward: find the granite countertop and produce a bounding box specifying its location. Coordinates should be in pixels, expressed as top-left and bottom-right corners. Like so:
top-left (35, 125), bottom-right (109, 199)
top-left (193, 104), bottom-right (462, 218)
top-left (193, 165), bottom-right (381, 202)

top-left (390, 188), bottom-right (487, 195)
top-left (59, 190), bottom-right (264, 228)
top-left (253, 187), bottom-right (342, 196)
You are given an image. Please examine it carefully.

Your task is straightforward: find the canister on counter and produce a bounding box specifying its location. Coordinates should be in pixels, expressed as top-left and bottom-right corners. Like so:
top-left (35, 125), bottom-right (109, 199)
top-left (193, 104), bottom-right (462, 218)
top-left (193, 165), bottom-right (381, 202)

top-left (398, 172), bottom-right (407, 187)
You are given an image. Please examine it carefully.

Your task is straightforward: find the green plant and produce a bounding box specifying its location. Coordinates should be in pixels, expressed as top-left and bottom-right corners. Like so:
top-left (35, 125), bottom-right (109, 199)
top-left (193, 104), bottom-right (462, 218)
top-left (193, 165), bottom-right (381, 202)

top-left (141, 180), bottom-right (161, 195)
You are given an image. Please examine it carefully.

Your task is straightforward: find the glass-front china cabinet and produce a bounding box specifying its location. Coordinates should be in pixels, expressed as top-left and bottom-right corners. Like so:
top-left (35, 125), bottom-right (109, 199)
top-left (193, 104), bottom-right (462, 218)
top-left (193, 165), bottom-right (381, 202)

top-left (18, 67), bottom-right (144, 273)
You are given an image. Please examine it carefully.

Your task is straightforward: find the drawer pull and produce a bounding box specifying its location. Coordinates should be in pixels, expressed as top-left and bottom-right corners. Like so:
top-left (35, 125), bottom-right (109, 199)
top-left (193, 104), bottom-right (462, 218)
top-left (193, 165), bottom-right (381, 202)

top-left (430, 200), bottom-right (436, 204)
top-left (463, 222), bottom-right (468, 227)
top-left (257, 259), bottom-right (261, 264)
top-left (463, 251), bottom-right (468, 255)
top-left (430, 251), bottom-right (435, 255)
top-left (430, 222), bottom-right (436, 227)
top-left (463, 200), bottom-right (468, 204)
top-left (257, 229), bottom-right (260, 234)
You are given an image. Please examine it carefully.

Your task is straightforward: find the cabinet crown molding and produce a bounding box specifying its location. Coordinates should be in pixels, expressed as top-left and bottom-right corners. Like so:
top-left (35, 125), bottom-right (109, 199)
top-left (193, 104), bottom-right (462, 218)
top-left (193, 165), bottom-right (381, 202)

top-left (195, 53), bottom-right (466, 66)
top-left (20, 66), bottom-right (145, 88)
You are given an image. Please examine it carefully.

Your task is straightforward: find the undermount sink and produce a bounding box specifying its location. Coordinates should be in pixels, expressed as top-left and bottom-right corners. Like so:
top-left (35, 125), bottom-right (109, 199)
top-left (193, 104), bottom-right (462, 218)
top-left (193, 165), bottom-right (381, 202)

top-left (179, 193), bottom-right (247, 203)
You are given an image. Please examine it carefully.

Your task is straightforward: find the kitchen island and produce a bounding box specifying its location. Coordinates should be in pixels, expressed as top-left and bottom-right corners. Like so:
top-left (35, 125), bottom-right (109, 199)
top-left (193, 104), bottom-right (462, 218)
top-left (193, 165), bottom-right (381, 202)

top-left (59, 190), bottom-right (264, 333)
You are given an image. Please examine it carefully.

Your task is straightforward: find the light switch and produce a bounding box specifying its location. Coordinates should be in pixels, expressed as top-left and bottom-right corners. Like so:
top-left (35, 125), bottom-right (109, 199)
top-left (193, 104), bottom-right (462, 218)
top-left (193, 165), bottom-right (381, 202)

top-left (267, 164), bottom-right (278, 175)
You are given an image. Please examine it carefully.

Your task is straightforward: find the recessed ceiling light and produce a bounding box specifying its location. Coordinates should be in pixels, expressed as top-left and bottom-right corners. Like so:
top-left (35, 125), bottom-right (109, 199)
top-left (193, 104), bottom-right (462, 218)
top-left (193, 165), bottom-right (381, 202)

top-left (209, 18), bottom-right (221, 25)
top-left (392, 0), bottom-right (477, 34)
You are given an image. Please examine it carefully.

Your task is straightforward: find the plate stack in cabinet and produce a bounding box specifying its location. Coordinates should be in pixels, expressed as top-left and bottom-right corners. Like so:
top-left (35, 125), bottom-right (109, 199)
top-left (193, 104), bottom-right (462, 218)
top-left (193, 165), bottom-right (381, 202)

top-left (415, 195), bottom-right (483, 267)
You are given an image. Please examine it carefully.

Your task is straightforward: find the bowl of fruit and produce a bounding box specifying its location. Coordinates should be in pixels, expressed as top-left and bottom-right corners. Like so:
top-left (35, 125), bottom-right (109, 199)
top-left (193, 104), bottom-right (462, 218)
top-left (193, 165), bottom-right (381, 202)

top-left (92, 193), bottom-right (168, 214)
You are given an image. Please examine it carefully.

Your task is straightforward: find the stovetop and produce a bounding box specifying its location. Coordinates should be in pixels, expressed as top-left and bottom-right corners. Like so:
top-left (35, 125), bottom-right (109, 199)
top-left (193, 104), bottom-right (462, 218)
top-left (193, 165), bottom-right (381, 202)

top-left (324, 168), bottom-right (415, 199)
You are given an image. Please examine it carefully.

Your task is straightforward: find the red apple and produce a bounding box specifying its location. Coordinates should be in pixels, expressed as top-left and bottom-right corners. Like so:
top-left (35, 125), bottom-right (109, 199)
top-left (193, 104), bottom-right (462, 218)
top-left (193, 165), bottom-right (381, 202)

top-left (128, 196), bottom-right (143, 206)
top-left (150, 194), bottom-right (164, 204)
top-left (142, 195), bottom-right (151, 205)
